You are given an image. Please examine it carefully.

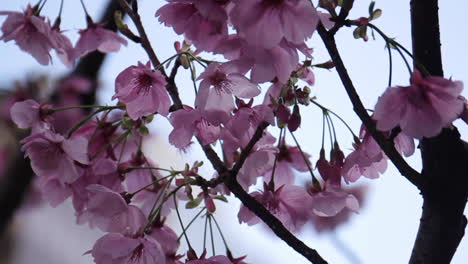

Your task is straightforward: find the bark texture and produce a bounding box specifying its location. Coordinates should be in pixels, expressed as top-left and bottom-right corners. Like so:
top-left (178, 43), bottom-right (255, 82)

top-left (409, 1), bottom-right (468, 263)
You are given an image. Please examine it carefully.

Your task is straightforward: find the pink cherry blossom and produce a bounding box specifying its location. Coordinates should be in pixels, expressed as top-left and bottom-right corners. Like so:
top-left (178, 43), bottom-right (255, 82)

top-left (196, 62), bottom-right (260, 114)
top-left (307, 182), bottom-right (359, 217)
top-left (393, 132), bottom-right (415, 157)
top-left (70, 158), bottom-right (123, 214)
top-left (373, 70), bottom-right (464, 138)
top-left (49, 23), bottom-right (75, 67)
top-left (215, 36), bottom-right (302, 83)
top-left (149, 220), bottom-right (181, 264)
top-left (77, 184), bottom-right (146, 234)
top-left (230, 0), bottom-right (319, 49)
top-left (169, 107), bottom-right (221, 149)
top-left (113, 61), bottom-right (171, 120)
top-left (73, 22), bottom-right (127, 60)
top-left (221, 106), bottom-right (276, 188)
top-left (21, 130), bottom-right (89, 184)
top-left (316, 149), bottom-right (342, 185)
top-left (309, 185), bottom-right (367, 233)
top-left (263, 144), bottom-right (311, 186)
top-left (0, 5), bottom-right (55, 65)
top-left (73, 119), bottom-right (121, 161)
top-left (341, 127), bottom-right (387, 183)
top-left (156, 0), bottom-right (229, 51)
top-left (91, 233), bottom-right (166, 264)
top-left (36, 176), bottom-right (72, 207)
top-left (238, 184), bottom-right (310, 232)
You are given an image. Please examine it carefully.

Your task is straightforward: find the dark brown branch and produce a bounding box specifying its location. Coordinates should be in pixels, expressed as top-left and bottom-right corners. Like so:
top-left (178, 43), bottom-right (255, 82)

top-left (231, 122), bottom-right (270, 176)
top-left (409, 1), bottom-right (468, 263)
top-left (199, 122), bottom-right (270, 188)
top-left (410, 129), bottom-right (468, 264)
top-left (317, 24), bottom-right (423, 189)
top-left (410, 0), bottom-right (443, 77)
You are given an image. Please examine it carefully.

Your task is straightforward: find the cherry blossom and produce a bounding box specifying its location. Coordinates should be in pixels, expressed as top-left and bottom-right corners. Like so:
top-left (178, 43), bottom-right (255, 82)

top-left (309, 185), bottom-right (367, 233)
top-left (10, 99), bottom-right (52, 131)
top-left (263, 144), bottom-right (311, 186)
top-left (221, 105), bottom-right (276, 188)
top-left (230, 0), bottom-right (319, 49)
top-left (73, 21), bottom-right (127, 61)
top-left (215, 36), bottom-right (301, 83)
top-left (113, 61), bottom-right (171, 120)
top-left (341, 127), bottom-right (388, 183)
top-left (169, 107), bottom-right (220, 149)
top-left (308, 182), bottom-right (359, 217)
top-left (21, 130), bottom-right (89, 184)
top-left (149, 220), bottom-right (181, 264)
top-left (196, 62), bottom-right (260, 114)
top-left (49, 23), bottom-right (75, 67)
top-left (77, 184), bottom-right (146, 234)
top-left (373, 70), bottom-right (464, 138)
top-left (91, 233), bottom-right (166, 264)
top-left (238, 183), bottom-right (310, 232)
top-left (156, 0), bottom-right (229, 51)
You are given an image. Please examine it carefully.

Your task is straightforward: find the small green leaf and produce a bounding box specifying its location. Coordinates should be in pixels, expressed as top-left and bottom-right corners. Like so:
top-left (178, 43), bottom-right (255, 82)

top-left (144, 114), bottom-right (154, 123)
top-left (212, 195), bottom-right (228, 203)
top-left (138, 126), bottom-right (149, 136)
top-left (353, 26), bottom-right (362, 39)
top-left (368, 1), bottom-right (376, 16)
top-left (122, 116), bottom-right (134, 129)
top-left (185, 197), bottom-right (202, 209)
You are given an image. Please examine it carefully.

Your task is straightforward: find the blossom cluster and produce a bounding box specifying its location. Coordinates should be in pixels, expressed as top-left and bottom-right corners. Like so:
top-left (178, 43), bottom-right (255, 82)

top-left (0, 4), bottom-right (126, 66)
top-left (2, 0), bottom-right (467, 263)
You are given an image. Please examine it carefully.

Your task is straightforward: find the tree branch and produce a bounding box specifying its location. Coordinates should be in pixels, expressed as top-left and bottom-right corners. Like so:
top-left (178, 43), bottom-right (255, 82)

top-left (316, 24), bottom-right (423, 189)
top-left (409, 1), bottom-right (468, 263)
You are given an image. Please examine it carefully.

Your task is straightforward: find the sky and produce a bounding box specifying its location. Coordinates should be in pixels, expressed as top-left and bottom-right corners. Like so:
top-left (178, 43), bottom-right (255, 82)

top-left (0, 1), bottom-right (467, 264)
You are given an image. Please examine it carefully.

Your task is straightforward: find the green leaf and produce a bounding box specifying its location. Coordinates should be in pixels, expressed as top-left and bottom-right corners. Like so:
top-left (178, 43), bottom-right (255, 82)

top-left (212, 195), bottom-right (228, 203)
top-left (138, 126), bottom-right (149, 136)
top-left (185, 197), bottom-right (202, 209)
top-left (353, 26), bottom-right (368, 40)
top-left (144, 114), bottom-right (154, 123)
top-left (368, 1), bottom-right (376, 16)
top-left (353, 26), bottom-right (362, 39)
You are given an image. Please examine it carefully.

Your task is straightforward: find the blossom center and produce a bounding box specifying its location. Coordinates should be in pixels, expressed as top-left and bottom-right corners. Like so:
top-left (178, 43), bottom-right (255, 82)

top-left (135, 73), bottom-right (154, 95)
top-left (210, 71), bottom-right (232, 94)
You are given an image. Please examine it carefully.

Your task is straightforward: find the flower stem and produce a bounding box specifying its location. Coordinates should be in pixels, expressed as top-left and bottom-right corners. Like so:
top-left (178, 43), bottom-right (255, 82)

top-left (177, 207), bottom-right (206, 242)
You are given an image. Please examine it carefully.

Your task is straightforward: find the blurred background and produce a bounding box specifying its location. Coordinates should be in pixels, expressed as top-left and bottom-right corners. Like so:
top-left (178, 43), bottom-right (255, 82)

top-left (0, 0), bottom-right (467, 263)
